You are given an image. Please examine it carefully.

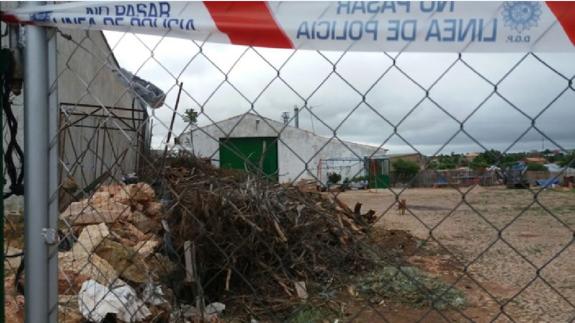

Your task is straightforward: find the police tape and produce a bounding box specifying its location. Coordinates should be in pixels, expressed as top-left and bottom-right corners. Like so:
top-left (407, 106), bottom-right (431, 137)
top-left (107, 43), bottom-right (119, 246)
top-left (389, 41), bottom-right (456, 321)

top-left (1, 1), bottom-right (574, 52)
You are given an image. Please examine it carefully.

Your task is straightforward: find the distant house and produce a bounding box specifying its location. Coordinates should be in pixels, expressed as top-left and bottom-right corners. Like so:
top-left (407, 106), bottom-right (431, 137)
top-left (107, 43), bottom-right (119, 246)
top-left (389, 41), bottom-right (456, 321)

top-left (177, 113), bottom-right (387, 184)
top-left (543, 163), bottom-right (575, 184)
top-left (464, 152), bottom-right (480, 163)
top-left (524, 157), bottom-right (547, 165)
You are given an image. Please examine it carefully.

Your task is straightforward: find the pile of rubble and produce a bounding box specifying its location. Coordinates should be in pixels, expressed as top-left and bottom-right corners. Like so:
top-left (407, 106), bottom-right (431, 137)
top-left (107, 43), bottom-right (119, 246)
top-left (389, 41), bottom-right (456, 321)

top-left (12, 156), bottom-right (380, 322)
top-left (57, 182), bottom-right (174, 322)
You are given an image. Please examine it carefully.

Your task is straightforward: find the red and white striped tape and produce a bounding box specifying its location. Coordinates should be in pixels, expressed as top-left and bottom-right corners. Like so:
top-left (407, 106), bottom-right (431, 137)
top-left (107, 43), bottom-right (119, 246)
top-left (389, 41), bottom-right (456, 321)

top-left (2, 1), bottom-right (574, 52)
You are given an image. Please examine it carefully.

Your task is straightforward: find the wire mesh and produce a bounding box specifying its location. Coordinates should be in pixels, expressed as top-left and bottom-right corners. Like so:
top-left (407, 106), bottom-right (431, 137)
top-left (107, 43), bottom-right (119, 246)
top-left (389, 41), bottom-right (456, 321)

top-left (2, 8), bottom-right (575, 323)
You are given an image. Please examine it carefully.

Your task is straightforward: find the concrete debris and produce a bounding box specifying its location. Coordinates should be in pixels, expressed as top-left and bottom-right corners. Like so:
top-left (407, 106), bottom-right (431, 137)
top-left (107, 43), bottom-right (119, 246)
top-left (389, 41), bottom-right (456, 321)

top-left (62, 183), bottom-right (156, 225)
top-left (294, 281), bottom-right (308, 300)
top-left (180, 302), bottom-right (226, 322)
top-left (59, 295), bottom-right (83, 323)
top-left (125, 222), bottom-right (149, 241)
top-left (4, 277), bottom-right (25, 323)
top-left (74, 222), bottom-right (109, 251)
top-left (146, 201), bottom-right (163, 217)
top-left (115, 182), bottom-right (156, 204)
top-left (59, 271), bottom-right (90, 294)
top-left (143, 283), bottom-right (167, 306)
top-left (51, 181), bottom-right (169, 321)
top-left (205, 302), bottom-right (226, 315)
top-left (134, 239), bottom-right (160, 258)
top-left (109, 222), bottom-right (150, 247)
top-left (78, 279), bottom-right (151, 322)
top-left (147, 253), bottom-right (179, 277)
top-left (95, 239), bottom-right (149, 283)
top-left (4, 246), bottom-right (23, 271)
top-left (59, 223), bottom-right (119, 286)
top-left (127, 210), bottom-right (157, 233)
top-left (5, 295), bottom-right (25, 323)
top-left (97, 184), bottom-right (124, 197)
top-left (61, 198), bottom-right (132, 225)
top-left (59, 252), bottom-right (118, 287)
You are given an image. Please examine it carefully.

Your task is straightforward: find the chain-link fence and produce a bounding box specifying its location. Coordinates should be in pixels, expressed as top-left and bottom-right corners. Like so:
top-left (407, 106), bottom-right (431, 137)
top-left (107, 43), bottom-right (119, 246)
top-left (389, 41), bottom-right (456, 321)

top-left (3, 3), bottom-right (575, 323)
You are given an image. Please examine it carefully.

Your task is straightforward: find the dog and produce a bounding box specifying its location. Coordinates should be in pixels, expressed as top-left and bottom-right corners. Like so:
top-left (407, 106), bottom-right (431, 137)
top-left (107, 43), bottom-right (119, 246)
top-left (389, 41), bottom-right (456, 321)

top-left (398, 199), bottom-right (407, 215)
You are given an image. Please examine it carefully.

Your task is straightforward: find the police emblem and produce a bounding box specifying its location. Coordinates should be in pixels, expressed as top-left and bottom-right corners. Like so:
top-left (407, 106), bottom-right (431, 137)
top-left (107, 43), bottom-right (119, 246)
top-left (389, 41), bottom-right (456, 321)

top-left (502, 2), bottom-right (542, 33)
top-left (30, 11), bottom-right (53, 23)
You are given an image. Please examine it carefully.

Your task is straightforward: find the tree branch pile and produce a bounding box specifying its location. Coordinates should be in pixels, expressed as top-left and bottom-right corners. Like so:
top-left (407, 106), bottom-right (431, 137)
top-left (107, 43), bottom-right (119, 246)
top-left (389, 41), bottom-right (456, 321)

top-left (160, 155), bottom-right (377, 314)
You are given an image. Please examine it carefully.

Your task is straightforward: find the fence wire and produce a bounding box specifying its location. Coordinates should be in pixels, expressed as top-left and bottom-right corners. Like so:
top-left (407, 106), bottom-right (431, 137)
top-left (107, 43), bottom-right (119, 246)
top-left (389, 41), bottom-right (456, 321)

top-left (3, 11), bottom-right (575, 323)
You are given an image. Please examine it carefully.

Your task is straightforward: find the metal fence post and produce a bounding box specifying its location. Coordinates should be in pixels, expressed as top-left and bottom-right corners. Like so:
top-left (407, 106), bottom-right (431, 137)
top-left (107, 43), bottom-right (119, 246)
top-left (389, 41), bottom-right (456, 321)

top-left (23, 12), bottom-right (50, 323)
top-left (47, 27), bottom-right (59, 323)
top-left (0, 44), bottom-right (5, 323)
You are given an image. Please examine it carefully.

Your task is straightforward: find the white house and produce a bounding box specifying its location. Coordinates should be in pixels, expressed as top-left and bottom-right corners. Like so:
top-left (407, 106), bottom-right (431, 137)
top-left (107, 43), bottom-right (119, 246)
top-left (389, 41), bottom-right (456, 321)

top-left (178, 113), bottom-right (387, 184)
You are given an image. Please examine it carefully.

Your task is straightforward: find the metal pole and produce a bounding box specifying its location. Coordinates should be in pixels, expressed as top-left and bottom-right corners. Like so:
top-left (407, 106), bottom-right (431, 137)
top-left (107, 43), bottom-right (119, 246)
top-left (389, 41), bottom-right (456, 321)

top-left (162, 82), bottom-right (183, 161)
top-left (0, 44), bottom-right (6, 323)
top-left (24, 11), bottom-right (50, 323)
top-left (293, 106), bottom-right (299, 128)
top-left (47, 27), bottom-right (59, 323)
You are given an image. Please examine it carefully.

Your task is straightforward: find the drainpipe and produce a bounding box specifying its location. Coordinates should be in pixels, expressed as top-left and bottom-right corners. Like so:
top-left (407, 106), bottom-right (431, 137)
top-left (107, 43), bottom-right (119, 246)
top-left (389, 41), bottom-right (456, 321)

top-left (293, 106), bottom-right (299, 128)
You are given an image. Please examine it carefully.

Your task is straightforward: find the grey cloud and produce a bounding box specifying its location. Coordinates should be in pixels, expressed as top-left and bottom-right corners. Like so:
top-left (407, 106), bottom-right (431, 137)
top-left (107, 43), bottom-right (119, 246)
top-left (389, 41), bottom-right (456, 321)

top-left (105, 31), bottom-right (575, 154)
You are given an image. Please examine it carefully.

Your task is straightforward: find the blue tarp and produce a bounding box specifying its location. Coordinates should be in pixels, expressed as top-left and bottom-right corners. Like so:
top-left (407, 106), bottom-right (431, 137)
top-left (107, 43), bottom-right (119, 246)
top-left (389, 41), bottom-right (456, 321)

top-left (536, 178), bottom-right (560, 187)
top-left (434, 177), bottom-right (448, 186)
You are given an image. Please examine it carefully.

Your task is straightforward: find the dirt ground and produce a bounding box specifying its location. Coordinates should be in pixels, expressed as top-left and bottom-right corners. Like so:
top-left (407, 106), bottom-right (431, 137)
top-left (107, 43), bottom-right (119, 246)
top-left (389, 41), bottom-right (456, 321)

top-left (338, 186), bottom-right (575, 323)
top-left (4, 186), bottom-right (573, 322)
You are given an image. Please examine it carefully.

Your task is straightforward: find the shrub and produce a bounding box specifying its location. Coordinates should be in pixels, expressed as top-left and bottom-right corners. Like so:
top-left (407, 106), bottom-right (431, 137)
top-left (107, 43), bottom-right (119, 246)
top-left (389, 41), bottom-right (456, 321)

top-left (559, 152), bottom-right (575, 167)
top-left (327, 172), bottom-right (341, 184)
top-left (358, 266), bottom-right (466, 310)
top-left (527, 163), bottom-right (546, 171)
top-left (392, 159), bottom-right (420, 182)
top-left (351, 175), bottom-right (368, 182)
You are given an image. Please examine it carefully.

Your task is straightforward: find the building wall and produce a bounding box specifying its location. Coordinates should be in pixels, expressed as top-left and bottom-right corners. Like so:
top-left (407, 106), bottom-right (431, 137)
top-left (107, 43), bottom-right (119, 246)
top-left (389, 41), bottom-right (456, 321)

top-left (180, 113), bottom-right (386, 183)
top-left (56, 29), bottom-right (148, 190)
top-left (56, 29), bottom-right (135, 108)
top-left (1, 10), bottom-right (146, 212)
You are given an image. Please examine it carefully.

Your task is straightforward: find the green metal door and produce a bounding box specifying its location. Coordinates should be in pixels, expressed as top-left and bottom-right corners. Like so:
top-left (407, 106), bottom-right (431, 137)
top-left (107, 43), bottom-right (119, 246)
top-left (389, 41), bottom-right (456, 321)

top-left (368, 158), bottom-right (390, 188)
top-left (219, 137), bottom-right (279, 181)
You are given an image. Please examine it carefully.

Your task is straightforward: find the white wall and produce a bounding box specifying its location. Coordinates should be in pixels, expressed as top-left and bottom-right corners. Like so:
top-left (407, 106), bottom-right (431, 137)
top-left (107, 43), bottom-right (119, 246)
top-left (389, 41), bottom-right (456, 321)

top-left (179, 113), bottom-right (386, 183)
top-left (1, 9), bottom-right (145, 212)
top-left (56, 29), bottom-right (147, 189)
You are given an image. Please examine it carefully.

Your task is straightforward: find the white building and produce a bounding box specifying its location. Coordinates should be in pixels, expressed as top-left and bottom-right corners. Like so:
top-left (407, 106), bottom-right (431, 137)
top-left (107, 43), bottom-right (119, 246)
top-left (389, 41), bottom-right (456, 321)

top-left (2, 5), bottom-right (150, 212)
top-left (178, 113), bottom-right (387, 184)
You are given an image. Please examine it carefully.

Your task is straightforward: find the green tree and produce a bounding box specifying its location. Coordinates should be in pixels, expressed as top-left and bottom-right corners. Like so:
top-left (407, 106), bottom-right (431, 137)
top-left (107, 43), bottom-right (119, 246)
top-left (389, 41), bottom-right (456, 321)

top-left (526, 163), bottom-right (546, 171)
top-left (183, 108), bottom-right (199, 153)
top-left (392, 159), bottom-right (420, 183)
top-left (183, 108), bottom-right (198, 125)
top-left (428, 159), bottom-right (439, 170)
top-left (559, 152), bottom-right (575, 167)
top-left (327, 172), bottom-right (341, 184)
top-left (469, 156), bottom-right (488, 170)
top-left (434, 154), bottom-right (457, 169)
top-left (469, 150), bottom-right (525, 170)
top-left (483, 149), bottom-right (503, 165)
top-left (546, 152), bottom-right (561, 163)
top-left (500, 152), bottom-right (525, 168)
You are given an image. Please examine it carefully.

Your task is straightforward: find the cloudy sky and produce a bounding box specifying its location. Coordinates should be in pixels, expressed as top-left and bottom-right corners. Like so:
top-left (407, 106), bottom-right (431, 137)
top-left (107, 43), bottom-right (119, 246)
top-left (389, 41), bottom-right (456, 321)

top-left (104, 31), bottom-right (575, 156)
